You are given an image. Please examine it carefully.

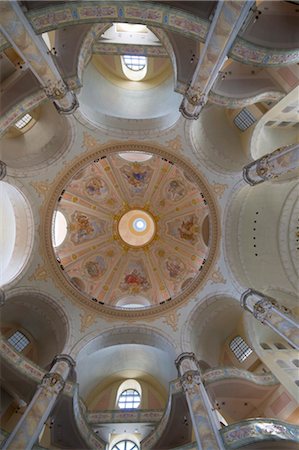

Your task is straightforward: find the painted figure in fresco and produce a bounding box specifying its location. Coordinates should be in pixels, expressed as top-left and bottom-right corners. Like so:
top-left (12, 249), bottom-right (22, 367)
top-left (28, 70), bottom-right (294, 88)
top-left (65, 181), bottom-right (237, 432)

top-left (165, 257), bottom-right (185, 279)
top-left (166, 179), bottom-right (186, 201)
top-left (178, 215), bottom-right (199, 244)
top-left (120, 268), bottom-right (150, 293)
top-left (69, 212), bottom-right (105, 244)
top-left (84, 256), bottom-right (106, 279)
top-left (70, 213), bottom-right (94, 243)
top-left (120, 163), bottom-right (152, 192)
top-left (85, 177), bottom-right (108, 198)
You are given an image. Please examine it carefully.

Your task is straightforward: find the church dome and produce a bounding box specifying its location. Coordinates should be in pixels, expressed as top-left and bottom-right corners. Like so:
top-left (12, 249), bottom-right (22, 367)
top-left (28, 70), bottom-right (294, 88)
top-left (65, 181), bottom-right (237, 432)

top-left (47, 144), bottom-right (218, 315)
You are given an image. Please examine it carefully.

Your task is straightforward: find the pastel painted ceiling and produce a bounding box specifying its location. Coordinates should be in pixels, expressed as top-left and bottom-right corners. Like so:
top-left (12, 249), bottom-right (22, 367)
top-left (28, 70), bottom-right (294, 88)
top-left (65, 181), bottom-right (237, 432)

top-left (53, 152), bottom-right (210, 309)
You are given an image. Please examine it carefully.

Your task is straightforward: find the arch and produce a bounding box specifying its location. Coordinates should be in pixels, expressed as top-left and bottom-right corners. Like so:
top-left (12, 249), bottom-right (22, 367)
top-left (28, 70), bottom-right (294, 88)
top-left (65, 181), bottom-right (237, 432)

top-left (189, 105), bottom-right (250, 175)
top-left (0, 182), bottom-right (34, 287)
top-left (71, 325), bottom-right (177, 360)
top-left (181, 294), bottom-right (243, 367)
top-left (1, 102), bottom-right (75, 177)
top-left (71, 326), bottom-right (178, 400)
top-left (2, 288), bottom-right (71, 367)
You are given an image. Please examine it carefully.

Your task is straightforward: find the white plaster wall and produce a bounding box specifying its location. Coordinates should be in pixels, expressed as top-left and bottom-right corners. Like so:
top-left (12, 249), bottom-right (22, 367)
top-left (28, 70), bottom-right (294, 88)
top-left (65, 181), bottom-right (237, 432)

top-left (227, 180), bottom-right (298, 293)
top-left (78, 62), bottom-right (181, 131)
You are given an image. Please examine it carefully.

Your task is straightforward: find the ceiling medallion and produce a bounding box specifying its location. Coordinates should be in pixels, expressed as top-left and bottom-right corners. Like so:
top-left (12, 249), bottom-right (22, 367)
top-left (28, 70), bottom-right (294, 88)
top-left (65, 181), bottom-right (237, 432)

top-left (42, 143), bottom-right (219, 318)
top-left (118, 209), bottom-right (157, 248)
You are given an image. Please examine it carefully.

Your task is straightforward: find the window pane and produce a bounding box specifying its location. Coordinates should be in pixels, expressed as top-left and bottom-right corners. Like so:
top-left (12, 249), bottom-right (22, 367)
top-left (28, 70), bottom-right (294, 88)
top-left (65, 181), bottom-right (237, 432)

top-left (8, 330), bottom-right (30, 352)
top-left (123, 55), bottom-right (146, 71)
top-left (112, 441), bottom-right (138, 450)
top-left (15, 114), bottom-right (33, 129)
top-left (118, 389), bottom-right (140, 409)
top-left (229, 336), bottom-right (253, 362)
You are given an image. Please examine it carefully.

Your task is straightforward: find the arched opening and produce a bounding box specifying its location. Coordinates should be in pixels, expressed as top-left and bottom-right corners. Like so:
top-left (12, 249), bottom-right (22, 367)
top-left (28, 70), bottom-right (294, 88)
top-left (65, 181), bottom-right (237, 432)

top-left (0, 182), bottom-right (34, 286)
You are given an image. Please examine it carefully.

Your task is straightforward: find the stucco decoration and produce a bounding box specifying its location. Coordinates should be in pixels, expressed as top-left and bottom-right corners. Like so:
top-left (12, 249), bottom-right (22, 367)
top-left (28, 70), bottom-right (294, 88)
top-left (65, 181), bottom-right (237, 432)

top-left (42, 141), bottom-right (219, 318)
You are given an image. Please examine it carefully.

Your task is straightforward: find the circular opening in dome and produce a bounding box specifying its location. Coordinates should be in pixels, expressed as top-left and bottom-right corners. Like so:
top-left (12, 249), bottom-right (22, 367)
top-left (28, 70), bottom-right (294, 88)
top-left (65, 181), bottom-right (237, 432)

top-left (118, 209), bottom-right (156, 247)
top-left (133, 218), bottom-right (147, 232)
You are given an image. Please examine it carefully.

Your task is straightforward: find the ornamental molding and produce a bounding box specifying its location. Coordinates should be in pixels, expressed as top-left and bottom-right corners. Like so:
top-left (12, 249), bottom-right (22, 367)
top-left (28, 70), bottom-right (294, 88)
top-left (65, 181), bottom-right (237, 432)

top-left (25, 2), bottom-right (299, 68)
top-left (163, 311), bottom-right (181, 332)
top-left (181, 370), bottom-right (201, 394)
top-left (209, 90), bottom-right (284, 109)
top-left (39, 139), bottom-right (220, 320)
top-left (41, 372), bottom-right (65, 395)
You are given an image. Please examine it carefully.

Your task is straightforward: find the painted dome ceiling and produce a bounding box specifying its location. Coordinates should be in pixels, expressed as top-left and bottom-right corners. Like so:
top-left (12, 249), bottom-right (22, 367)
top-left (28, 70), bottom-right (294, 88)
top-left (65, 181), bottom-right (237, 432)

top-left (52, 151), bottom-right (212, 310)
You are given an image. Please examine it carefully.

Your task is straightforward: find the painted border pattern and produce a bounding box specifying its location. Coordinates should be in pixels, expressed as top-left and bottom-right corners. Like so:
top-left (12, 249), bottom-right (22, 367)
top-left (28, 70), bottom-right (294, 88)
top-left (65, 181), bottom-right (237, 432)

top-left (203, 367), bottom-right (278, 386)
top-left (24, 2), bottom-right (299, 67)
top-left (221, 418), bottom-right (299, 449)
top-left (87, 409), bottom-right (163, 424)
top-left (209, 90), bottom-right (284, 109)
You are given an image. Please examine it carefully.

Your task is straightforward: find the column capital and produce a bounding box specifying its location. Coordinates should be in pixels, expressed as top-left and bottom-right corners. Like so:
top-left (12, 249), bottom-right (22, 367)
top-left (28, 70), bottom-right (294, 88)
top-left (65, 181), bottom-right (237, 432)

top-left (52, 353), bottom-right (76, 369)
top-left (175, 352), bottom-right (197, 368)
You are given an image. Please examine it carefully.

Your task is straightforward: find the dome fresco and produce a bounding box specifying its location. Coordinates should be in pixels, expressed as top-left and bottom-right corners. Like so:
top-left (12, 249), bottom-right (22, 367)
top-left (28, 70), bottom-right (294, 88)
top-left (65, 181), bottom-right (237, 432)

top-left (52, 152), bottom-right (212, 310)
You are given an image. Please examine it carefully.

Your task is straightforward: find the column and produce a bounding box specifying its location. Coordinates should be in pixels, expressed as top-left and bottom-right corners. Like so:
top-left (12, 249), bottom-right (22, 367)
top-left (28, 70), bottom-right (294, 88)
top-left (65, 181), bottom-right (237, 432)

top-left (2, 354), bottom-right (75, 450)
top-left (175, 352), bottom-right (224, 450)
top-left (243, 144), bottom-right (299, 186)
top-left (180, 1), bottom-right (254, 119)
top-left (0, 2), bottom-right (78, 114)
top-left (241, 289), bottom-right (299, 349)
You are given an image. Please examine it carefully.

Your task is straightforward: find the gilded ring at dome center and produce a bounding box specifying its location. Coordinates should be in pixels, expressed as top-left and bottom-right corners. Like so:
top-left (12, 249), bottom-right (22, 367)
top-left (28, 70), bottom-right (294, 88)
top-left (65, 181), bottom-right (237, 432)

top-left (118, 209), bottom-right (156, 247)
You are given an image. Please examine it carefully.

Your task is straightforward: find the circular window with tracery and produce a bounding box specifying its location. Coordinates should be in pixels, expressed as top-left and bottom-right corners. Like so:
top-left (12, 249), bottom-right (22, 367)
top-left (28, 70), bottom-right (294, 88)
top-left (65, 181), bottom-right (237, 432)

top-left (111, 441), bottom-right (139, 450)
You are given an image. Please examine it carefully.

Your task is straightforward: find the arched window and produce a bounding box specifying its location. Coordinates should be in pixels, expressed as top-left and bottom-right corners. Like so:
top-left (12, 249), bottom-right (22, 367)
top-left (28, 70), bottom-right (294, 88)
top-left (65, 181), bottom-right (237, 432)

top-left (8, 330), bottom-right (30, 352)
top-left (118, 389), bottom-right (141, 409)
top-left (116, 380), bottom-right (142, 409)
top-left (121, 55), bottom-right (147, 81)
top-left (123, 55), bottom-right (146, 71)
top-left (229, 336), bottom-right (253, 362)
top-left (111, 441), bottom-right (139, 450)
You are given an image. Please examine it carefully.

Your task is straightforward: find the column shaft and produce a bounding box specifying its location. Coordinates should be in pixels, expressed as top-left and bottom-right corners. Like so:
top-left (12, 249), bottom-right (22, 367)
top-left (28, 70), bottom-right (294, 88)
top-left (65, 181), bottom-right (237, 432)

top-left (2, 355), bottom-right (75, 450)
top-left (243, 144), bottom-right (299, 186)
top-left (241, 289), bottom-right (299, 349)
top-left (0, 2), bottom-right (78, 114)
top-left (175, 353), bottom-right (224, 450)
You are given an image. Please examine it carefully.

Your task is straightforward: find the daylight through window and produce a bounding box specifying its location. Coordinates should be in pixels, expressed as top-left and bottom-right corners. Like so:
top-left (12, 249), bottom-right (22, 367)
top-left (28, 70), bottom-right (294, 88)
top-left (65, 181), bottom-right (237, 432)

top-left (8, 330), bottom-right (30, 352)
top-left (123, 55), bottom-right (146, 71)
top-left (230, 336), bottom-right (253, 362)
top-left (118, 389), bottom-right (141, 409)
top-left (111, 441), bottom-right (139, 450)
top-left (15, 113), bottom-right (33, 130)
